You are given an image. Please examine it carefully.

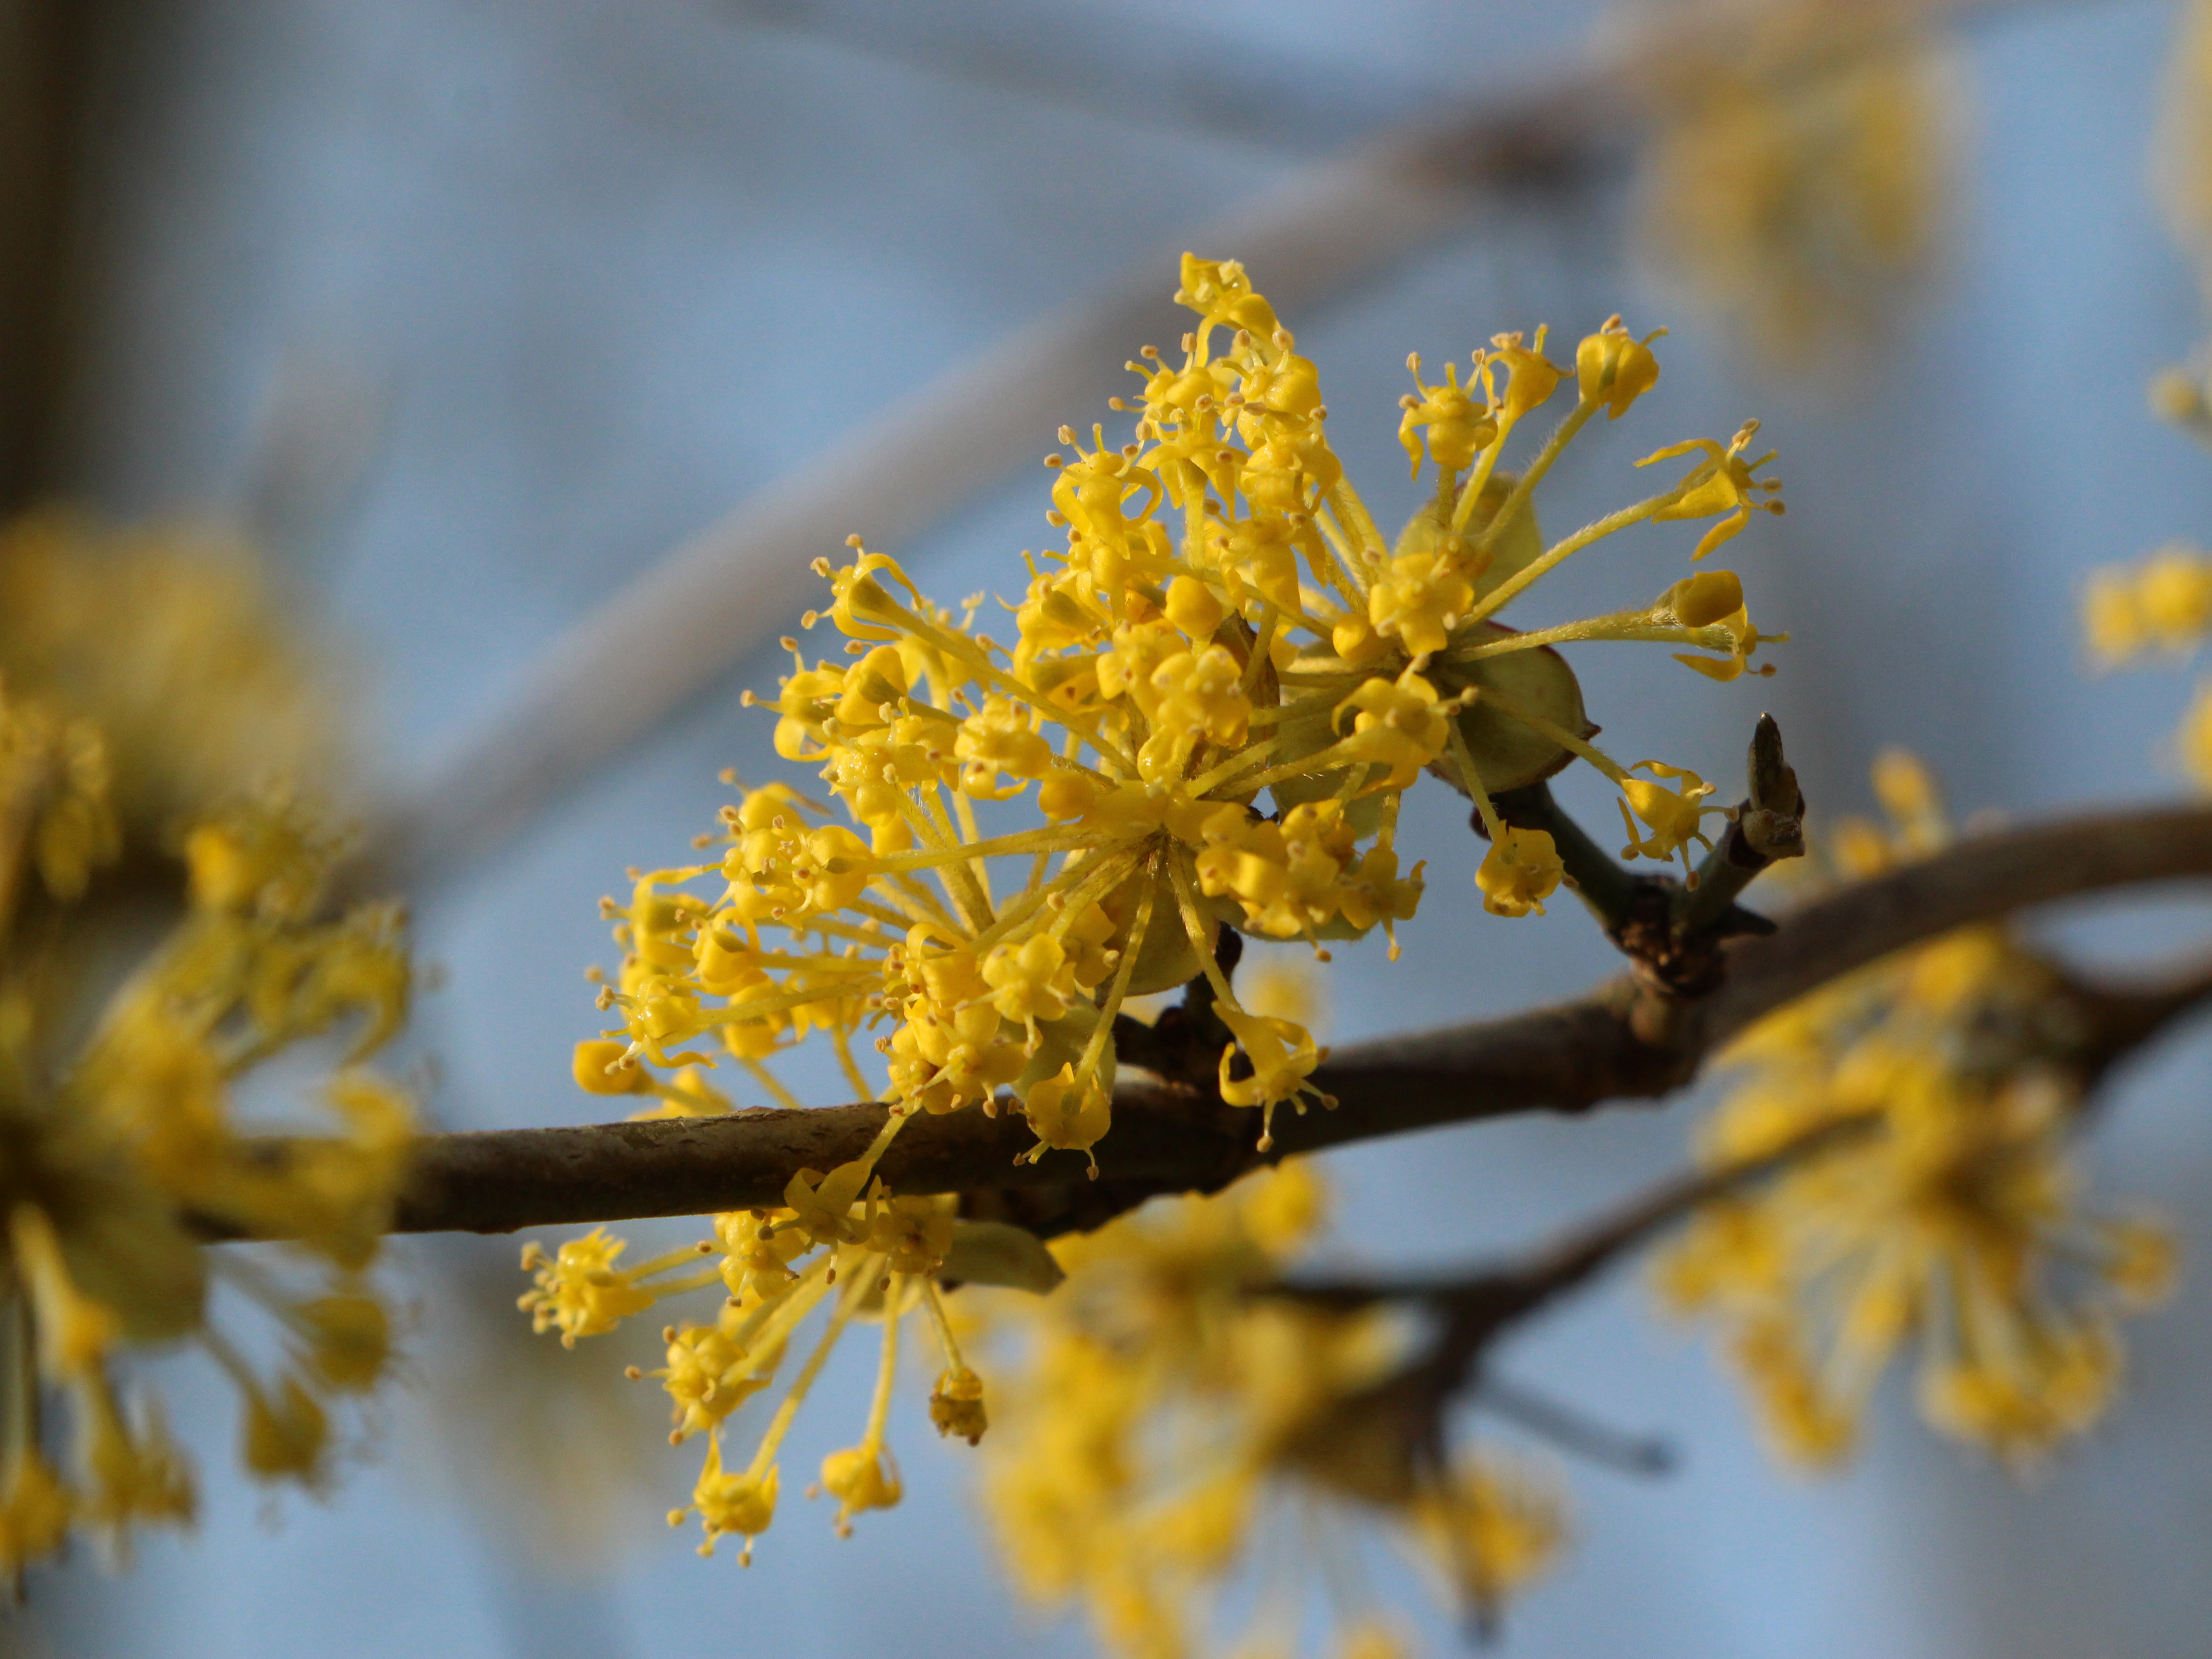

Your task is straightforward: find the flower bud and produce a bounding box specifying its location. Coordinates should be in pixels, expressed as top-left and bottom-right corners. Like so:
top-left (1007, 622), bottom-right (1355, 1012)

top-left (1575, 316), bottom-right (1664, 419)
top-left (573, 1038), bottom-right (649, 1095)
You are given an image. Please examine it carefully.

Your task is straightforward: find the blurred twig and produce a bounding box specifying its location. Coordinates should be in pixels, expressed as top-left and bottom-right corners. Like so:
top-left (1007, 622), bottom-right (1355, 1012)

top-left (1262, 1110), bottom-right (1875, 1324)
top-left (374, 0), bottom-right (2036, 891)
top-left (721, 0), bottom-right (1471, 155)
top-left (1246, 1109), bottom-right (1877, 1488)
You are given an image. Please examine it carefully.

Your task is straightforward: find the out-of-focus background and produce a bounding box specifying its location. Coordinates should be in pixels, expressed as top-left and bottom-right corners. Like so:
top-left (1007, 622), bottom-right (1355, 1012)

top-left (8, 1), bottom-right (2212, 1654)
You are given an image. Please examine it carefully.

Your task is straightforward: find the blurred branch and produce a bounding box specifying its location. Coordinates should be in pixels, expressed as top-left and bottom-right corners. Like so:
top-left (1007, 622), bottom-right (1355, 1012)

top-left (1222, 1109), bottom-right (1878, 1518)
top-left (720, 0), bottom-right (1471, 156)
top-left (0, 0), bottom-right (102, 510)
top-left (330, 800), bottom-right (2212, 1238)
top-left (1248, 1111), bottom-right (1876, 1482)
top-left (1261, 1111), bottom-right (1873, 1323)
top-left (374, 0), bottom-right (2031, 891)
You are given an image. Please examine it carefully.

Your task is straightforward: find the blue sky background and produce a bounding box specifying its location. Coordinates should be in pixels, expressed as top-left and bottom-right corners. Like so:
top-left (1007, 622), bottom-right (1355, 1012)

top-left (16, 3), bottom-right (2212, 1655)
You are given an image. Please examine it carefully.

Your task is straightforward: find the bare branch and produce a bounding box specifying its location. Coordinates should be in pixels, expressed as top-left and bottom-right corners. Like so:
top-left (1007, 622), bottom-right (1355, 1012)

top-left (1235, 1110), bottom-right (1875, 1520)
top-left (329, 801), bottom-right (2212, 1240)
top-left (1265, 1111), bottom-right (1877, 1323)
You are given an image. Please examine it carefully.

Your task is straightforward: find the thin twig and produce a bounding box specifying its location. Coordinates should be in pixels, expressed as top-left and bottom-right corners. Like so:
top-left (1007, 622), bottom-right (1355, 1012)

top-left (372, 0), bottom-right (2035, 890)
top-left (1247, 1110), bottom-right (1875, 1529)
top-left (1263, 1108), bottom-right (1875, 1322)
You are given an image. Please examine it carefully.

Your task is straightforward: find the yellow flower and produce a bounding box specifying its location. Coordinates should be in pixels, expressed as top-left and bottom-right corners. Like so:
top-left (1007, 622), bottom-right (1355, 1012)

top-left (1659, 567), bottom-right (1785, 681)
top-left (1022, 1064), bottom-right (1115, 1163)
top-left (820, 1442), bottom-right (903, 1534)
top-left (1368, 545), bottom-right (1474, 660)
top-left (0, 1455), bottom-right (73, 1584)
top-left (2083, 543), bottom-right (2212, 664)
top-left (1638, 421), bottom-right (1787, 562)
top-left (1616, 761), bottom-right (1726, 877)
top-left (1215, 1003), bottom-right (1329, 1148)
top-left (783, 1162), bottom-right (876, 1247)
top-left (297, 1295), bottom-right (392, 1393)
top-left (676, 1437), bottom-right (779, 1561)
top-left (1398, 354), bottom-right (1498, 476)
top-left (517, 1229), bottom-right (672, 1346)
top-left (1485, 326), bottom-right (1565, 422)
top-left (983, 934), bottom-right (1079, 1032)
top-left (2139, 545), bottom-right (2212, 645)
top-left (241, 1377), bottom-right (331, 1486)
top-left (867, 1195), bottom-right (957, 1276)
top-left (1476, 826), bottom-right (1564, 918)
top-left (1575, 314), bottom-right (1665, 418)
top-left (573, 1036), bottom-right (650, 1095)
top-left (1331, 668), bottom-right (1453, 791)
top-left (929, 1366), bottom-right (989, 1445)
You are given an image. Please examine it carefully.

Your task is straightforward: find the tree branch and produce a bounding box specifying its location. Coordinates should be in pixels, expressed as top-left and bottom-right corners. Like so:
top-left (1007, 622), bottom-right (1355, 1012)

top-left (1263, 1111), bottom-right (1875, 1324)
top-left (1228, 1111), bottom-right (1875, 1531)
top-left (337, 801), bottom-right (2212, 1240)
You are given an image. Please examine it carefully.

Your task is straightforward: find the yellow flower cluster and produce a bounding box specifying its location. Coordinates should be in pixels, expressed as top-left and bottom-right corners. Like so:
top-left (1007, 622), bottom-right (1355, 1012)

top-left (1637, 0), bottom-right (1952, 368)
top-left (0, 525), bottom-right (415, 1584)
top-left (973, 1162), bottom-right (1562, 1659)
top-left (576, 255), bottom-right (1784, 1156)
top-left (1656, 755), bottom-right (2175, 1469)
top-left (535, 254), bottom-right (1784, 1567)
top-left (2080, 542), bottom-right (2212, 788)
top-left (517, 1152), bottom-right (1027, 1563)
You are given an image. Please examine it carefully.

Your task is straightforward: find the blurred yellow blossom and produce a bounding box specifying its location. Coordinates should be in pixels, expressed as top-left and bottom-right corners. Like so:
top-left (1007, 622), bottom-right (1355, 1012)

top-left (1657, 754), bottom-right (2174, 1469)
top-left (0, 520), bottom-right (414, 1585)
top-left (1636, 0), bottom-right (1954, 369)
top-left (2083, 542), bottom-right (2212, 665)
top-left (972, 1164), bottom-right (1562, 1658)
top-left (2081, 543), bottom-right (2212, 789)
top-left (0, 511), bottom-right (341, 837)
